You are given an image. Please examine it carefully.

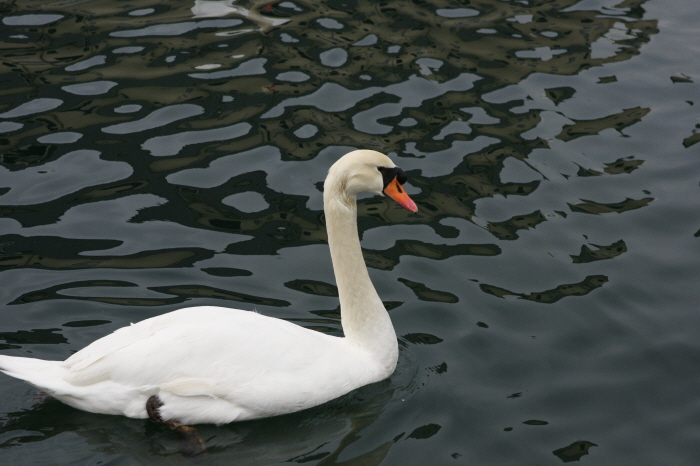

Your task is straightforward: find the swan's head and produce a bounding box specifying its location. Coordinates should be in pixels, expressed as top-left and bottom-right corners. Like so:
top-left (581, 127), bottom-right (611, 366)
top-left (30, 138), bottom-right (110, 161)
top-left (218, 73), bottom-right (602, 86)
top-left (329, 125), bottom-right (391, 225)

top-left (326, 150), bottom-right (418, 212)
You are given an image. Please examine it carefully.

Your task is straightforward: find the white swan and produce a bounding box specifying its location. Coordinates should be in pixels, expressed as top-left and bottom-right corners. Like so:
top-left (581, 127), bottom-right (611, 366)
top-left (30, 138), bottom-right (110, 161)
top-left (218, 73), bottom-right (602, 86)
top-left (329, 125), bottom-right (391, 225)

top-left (0, 150), bottom-right (418, 429)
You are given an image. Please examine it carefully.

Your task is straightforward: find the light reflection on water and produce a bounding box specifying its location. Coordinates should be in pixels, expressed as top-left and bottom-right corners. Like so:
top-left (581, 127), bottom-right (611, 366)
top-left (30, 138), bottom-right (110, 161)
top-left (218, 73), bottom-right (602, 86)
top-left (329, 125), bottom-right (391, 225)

top-left (1, 0), bottom-right (700, 464)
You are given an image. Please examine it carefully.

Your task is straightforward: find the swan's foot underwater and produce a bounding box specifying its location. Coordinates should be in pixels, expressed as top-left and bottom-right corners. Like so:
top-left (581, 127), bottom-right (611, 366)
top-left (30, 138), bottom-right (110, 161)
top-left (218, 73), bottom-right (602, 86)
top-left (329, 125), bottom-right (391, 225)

top-left (33, 390), bottom-right (53, 404)
top-left (146, 395), bottom-right (207, 457)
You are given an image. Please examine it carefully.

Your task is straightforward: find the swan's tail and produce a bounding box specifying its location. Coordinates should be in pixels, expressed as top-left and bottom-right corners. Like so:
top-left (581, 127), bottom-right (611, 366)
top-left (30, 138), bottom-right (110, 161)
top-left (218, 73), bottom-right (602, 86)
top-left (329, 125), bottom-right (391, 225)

top-left (0, 355), bottom-right (68, 396)
top-left (0, 355), bottom-right (153, 418)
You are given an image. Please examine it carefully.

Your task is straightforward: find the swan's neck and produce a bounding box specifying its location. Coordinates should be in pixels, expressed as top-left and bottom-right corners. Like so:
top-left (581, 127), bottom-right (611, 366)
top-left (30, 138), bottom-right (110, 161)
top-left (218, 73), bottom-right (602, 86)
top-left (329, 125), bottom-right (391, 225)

top-left (323, 181), bottom-right (398, 371)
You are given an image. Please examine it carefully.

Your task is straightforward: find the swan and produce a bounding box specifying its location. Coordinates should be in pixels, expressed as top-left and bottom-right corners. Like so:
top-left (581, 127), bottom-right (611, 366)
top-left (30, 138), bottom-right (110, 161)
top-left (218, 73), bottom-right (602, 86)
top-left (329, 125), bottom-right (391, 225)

top-left (0, 150), bottom-right (418, 446)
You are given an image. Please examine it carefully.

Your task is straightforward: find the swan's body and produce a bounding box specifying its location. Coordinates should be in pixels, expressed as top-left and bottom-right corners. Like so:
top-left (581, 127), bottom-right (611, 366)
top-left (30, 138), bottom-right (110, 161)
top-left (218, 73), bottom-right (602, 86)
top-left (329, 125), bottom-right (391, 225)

top-left (0, 306), bottom-right (387, 424)
top-left (0, 150), bottom-right (417, 426)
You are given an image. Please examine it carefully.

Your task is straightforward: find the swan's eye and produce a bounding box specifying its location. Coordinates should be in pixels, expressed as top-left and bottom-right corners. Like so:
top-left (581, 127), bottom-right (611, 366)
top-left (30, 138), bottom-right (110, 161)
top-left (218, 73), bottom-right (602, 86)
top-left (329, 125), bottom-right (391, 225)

top-left (377, 166), bottom-right (408, 188)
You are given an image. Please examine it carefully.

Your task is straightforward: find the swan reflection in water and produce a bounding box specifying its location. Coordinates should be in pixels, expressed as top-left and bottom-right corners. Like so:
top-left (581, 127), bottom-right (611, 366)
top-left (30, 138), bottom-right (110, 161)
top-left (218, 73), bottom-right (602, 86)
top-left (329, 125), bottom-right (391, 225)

top-left (191, 0), bottom-right (292, 34)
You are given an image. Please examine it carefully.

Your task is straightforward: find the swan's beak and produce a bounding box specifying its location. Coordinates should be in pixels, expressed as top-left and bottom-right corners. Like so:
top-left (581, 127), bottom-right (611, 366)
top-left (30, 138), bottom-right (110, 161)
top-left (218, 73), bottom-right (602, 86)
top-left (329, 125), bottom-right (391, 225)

top-left (384, 178), bottom-right (418, 212)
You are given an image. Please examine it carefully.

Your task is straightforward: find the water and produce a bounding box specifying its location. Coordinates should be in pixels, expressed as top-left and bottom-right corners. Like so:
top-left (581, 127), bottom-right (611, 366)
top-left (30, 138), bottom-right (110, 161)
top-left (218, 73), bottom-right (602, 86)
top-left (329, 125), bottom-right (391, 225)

top-left (1, 0), bottom-right (699, 464)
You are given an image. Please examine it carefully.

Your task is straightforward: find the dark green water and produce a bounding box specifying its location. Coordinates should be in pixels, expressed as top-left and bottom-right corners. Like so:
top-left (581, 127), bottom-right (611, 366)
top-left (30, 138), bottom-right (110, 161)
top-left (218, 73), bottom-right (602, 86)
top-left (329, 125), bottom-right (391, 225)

top-left (1, 0), bottom-right (699, 464)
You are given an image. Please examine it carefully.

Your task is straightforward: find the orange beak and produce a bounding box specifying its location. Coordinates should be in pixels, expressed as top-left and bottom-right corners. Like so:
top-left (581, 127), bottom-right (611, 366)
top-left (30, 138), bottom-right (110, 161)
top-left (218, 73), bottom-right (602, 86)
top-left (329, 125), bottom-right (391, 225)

top-left (383, 177), bottom-right (418, 212)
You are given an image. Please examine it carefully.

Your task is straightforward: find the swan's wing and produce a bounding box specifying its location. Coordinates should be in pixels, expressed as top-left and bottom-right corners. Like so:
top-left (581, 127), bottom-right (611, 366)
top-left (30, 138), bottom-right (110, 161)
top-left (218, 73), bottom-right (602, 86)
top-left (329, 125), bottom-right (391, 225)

top-left (64, 315), bottom-right (163, 372)
top-left (62, 306), bottom-right (354, 389)
top-left (61, 305), bottom-right (218, 375)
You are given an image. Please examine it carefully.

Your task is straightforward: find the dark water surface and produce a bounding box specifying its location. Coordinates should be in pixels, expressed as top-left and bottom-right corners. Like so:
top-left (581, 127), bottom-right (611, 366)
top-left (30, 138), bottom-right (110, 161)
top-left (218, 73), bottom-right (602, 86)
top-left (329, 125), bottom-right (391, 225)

top-left (1, 0), bottom-right (699, 464)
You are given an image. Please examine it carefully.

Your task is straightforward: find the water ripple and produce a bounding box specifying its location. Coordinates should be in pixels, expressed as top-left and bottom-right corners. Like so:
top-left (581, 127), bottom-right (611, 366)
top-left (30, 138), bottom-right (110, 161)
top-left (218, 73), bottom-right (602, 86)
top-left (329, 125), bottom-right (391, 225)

top-left (142, 122), bottom-right (251, 156)
top-left (0, 150), bottom-right (131, 205)
top-left (102, 104), bottom-right (204, 135)
top-left (1, 0), bottom-right (699, 463)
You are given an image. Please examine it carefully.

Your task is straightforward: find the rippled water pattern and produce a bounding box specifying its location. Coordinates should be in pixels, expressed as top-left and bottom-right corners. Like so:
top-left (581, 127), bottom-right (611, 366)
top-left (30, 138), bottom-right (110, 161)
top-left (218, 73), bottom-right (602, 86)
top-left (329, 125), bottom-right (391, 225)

top-left (1, 0), bottom-right (699, 464)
